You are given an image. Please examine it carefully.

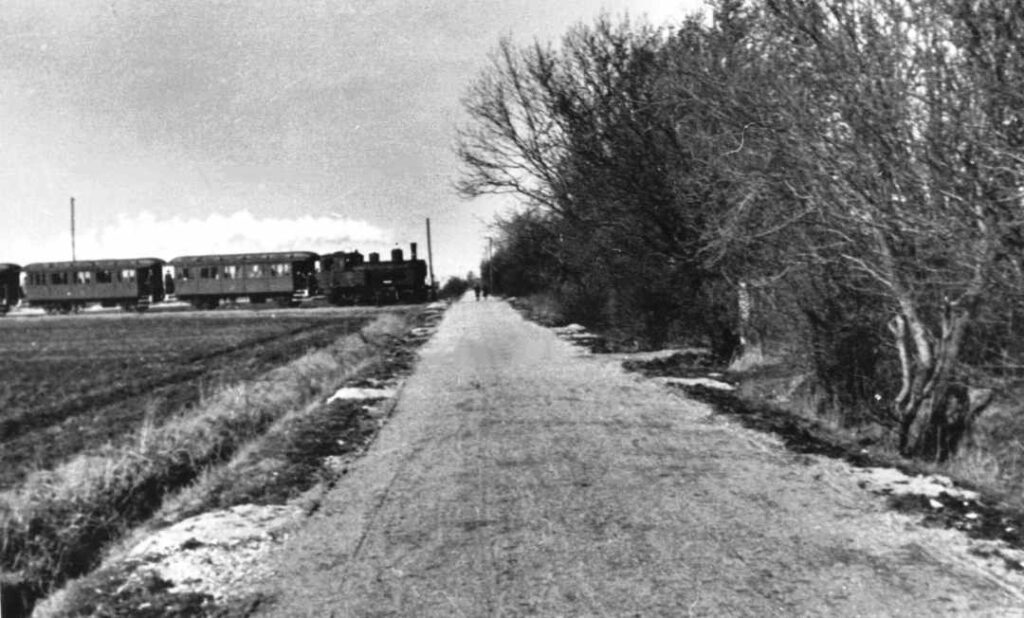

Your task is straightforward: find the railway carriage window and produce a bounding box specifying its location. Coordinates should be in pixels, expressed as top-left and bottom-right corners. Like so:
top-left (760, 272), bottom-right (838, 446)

top-left (96, 270), bottom-right (112, 284)
top-left (223, 265), bottom-right (238, 279)
top-left (75, 271), bottom-right (92, 285)
top-left (121, 269), bottom-right (136, 283)
top-left (250, 264), bottom-right (264, 277)
top-left (179, 268), bottom-right (191, 281)
top-left (279, 263), bottom-right (291, 275)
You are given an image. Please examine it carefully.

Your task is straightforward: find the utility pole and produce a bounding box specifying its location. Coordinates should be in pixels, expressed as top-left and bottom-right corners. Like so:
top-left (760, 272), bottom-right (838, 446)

top-left (425, 218), bottom-right (436, 296)
top-left (70, 196), bottom-right (76, 262)
top-left (488, 236), bottom-right (494, 294)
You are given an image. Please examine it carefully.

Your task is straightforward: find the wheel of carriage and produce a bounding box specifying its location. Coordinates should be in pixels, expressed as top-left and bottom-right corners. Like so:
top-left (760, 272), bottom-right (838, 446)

top-left (329, 290), bottom-right (352, 306)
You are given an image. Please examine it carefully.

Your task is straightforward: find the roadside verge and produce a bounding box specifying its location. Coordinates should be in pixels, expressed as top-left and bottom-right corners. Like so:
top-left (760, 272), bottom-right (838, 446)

top-left (8, 303), bottom-right (447, 618)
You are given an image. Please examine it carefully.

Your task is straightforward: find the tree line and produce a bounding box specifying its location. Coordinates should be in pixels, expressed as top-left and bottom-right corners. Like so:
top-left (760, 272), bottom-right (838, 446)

top-left (456, 0), bottom-right (1024, 462)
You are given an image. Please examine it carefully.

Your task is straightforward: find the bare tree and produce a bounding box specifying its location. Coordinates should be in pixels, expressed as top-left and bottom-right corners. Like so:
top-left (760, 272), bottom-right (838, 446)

top-left (744, 0), bottom-right (1024, 459)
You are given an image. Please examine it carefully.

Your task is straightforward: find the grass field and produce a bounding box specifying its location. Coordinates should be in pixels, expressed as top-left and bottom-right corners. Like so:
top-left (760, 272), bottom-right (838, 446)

top-left (0, 309), bottom-right (374, 489)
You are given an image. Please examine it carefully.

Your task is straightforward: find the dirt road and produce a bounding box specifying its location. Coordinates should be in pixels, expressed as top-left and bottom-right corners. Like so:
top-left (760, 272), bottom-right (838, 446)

top-left (256, 298), bottom-right (1024, 616)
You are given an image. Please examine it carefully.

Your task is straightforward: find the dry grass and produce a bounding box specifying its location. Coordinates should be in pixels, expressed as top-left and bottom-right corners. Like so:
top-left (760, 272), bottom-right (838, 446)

top-left (153, 347), bottom-right (382, 526)
top-left (729, 358), bottom-right (1024, 508)
top-left (0, 311), bottom-right (414, 609)
top-left (946, 400), bottom-right (1024, 505)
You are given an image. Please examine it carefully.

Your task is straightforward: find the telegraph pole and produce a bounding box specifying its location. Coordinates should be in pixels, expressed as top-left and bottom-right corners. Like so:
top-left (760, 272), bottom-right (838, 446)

top-left (70, 196), bottom-right (76, 262)
top-left (425, 218), bottom-right (436, 296)
top-left (488, 236), bottom-right (494, 294)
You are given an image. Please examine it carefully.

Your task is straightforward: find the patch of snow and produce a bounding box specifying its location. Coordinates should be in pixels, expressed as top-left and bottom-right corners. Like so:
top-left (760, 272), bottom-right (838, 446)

top-left (553, 323), bottom-right (587, 334)
top-left (326, 387), bottom-right (395, 403)
top-left (124, 504), bottom-right (304, 601)
top-left (604, 347), bottom-right (711, 362)
top-left (855, 467), bottom-right (979, 501)
top-left (129, 504), bottom-right (300, 558)
top-left (655, 376), bottom-right (735, 391)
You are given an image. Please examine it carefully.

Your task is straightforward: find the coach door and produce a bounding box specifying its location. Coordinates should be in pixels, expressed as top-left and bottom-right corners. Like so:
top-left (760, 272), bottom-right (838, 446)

top-left (137, 264), bottom-right (165, 302)
top-left (292, 258), bottom-right (316, 296)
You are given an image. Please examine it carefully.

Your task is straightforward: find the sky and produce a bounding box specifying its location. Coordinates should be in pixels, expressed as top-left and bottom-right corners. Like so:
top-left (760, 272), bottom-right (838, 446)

top-left (0, 0), bottom-right (704, 281)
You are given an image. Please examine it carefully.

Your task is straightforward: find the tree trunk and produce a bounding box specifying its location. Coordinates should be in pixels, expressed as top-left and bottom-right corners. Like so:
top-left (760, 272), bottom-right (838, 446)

top-left (731, 280), bottom-right (764, 369)
top-left (891, 300), bottom-right (987, 462)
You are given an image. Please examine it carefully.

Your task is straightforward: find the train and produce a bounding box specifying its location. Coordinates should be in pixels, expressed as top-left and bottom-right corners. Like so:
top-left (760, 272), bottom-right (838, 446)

top-left (0, 243), bottom-right (431, 315)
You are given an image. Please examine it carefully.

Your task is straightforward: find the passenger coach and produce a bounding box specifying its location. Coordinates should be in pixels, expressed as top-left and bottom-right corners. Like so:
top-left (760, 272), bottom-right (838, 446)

top-left (0, 263), bottom-right (21, 315)
top-left (170, 251), bottom-right (318, 309)
top-left (22, 258), bottom-right (165, 313)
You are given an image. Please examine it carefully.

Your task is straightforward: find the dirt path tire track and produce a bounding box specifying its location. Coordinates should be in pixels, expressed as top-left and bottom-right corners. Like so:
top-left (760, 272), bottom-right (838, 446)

top-left (256, 299), bottom-right (1024, 617)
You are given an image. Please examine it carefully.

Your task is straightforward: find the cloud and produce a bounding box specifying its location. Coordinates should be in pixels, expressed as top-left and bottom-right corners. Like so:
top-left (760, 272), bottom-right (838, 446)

top-left (9, 210), bottom-right (393, 264)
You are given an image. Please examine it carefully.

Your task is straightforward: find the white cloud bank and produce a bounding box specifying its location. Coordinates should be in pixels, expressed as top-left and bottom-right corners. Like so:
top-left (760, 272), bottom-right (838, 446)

top-left (7, 211), bottom-right (394, 264)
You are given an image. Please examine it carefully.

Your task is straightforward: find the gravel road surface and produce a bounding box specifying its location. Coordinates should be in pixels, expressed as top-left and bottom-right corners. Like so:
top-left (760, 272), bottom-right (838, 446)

top-left (256, 298), bottom-right (1024, 616)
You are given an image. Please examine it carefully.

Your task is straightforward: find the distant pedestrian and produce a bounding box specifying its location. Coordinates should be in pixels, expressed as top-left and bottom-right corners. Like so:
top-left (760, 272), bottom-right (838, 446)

top-left (482, 286), bottom-right (490, 299)
top-left (473, 283), bottom-right (481, 301)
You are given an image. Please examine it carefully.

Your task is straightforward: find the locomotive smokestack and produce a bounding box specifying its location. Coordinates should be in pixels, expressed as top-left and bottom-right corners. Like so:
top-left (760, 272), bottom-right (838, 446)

top-left (391, 248), bottom-right (404, 263)
top-left (410, 242), bottom-right (417, 260)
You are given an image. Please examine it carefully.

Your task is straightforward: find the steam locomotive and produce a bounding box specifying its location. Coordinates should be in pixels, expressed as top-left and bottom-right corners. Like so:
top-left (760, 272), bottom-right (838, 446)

top-left (319, 247), bottom-right (428, 305)
top-left (0, 243), bottom-right (430, 314)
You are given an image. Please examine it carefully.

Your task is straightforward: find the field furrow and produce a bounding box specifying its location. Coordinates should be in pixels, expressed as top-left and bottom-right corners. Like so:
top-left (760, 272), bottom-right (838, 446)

top-left (0, 309), bottom-right (370, 488)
